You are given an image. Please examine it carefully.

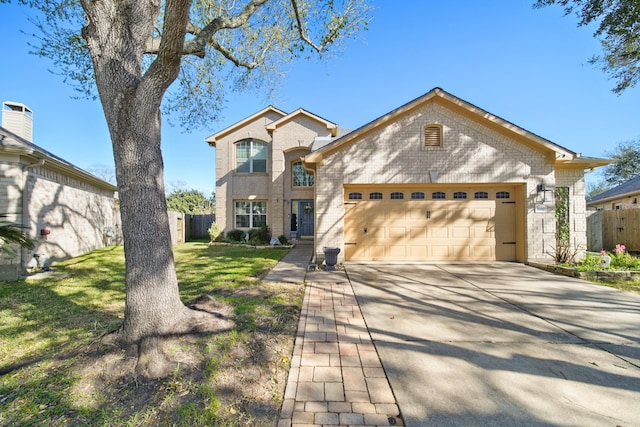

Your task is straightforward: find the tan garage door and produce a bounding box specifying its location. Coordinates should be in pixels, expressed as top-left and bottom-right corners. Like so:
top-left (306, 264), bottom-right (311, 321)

top-left (344, 186), bottom-right (519, 261)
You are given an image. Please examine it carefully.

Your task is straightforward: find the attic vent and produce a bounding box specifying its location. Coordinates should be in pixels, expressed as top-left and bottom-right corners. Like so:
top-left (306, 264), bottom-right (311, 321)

top-left (423, 124), bottom-right (442, 147)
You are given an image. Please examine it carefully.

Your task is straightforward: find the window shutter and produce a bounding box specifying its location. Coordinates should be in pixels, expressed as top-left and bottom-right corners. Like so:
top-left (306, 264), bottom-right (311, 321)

top-left (424, 125), bottom-right (442, 147)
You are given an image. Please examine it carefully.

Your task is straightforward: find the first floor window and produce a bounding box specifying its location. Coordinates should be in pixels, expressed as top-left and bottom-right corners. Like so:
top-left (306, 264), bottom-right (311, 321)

top-left (235, 201), bottom-right (267, 228)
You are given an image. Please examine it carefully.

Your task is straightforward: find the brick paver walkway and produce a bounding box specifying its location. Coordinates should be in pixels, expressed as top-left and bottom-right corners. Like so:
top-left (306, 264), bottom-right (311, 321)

top-left (279, 280), bottom-right (403, 427)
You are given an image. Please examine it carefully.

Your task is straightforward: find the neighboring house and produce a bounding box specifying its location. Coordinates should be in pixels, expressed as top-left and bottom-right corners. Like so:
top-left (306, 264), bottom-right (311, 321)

top-left (0, 101), bottom-right (118, 280)
top-left (207, 88), bottom-right (609, 264)
top-left (586, 176), bottom-right (640, 211)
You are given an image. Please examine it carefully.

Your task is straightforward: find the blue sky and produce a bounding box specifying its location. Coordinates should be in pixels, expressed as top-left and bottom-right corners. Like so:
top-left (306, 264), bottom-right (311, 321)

top-left (1, 0), bottom-right (639, 196)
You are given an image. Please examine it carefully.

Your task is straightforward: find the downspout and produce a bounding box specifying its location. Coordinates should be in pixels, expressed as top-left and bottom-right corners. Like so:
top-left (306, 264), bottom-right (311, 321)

top-left (21, 158), bottom-right (45, 272)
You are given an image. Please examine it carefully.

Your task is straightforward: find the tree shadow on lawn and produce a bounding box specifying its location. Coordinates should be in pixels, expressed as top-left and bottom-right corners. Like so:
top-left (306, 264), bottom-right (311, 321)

top-left (0, 243), bottom-right (300, 426)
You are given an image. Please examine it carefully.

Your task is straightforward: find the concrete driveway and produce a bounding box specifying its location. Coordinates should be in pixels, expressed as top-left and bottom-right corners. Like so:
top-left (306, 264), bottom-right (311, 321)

top-left (346, 262), bottom-right (640, 426)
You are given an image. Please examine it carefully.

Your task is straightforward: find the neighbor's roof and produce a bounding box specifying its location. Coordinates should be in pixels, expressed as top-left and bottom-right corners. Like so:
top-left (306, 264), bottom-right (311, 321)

top-left (587, 176), bottom-right (640, 205)
top-left (304, 87), bottom-right (611, 169)
top-left (204, 106), bottom-right (287, 146)
top-left (0, 126), bottom-right (117, 192)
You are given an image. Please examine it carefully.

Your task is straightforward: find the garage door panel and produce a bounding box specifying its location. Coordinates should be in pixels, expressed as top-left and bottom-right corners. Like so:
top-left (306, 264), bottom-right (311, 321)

top-left (409, 206), bottom-right (429, 220)
top-left (472, 245), bottom-right (493, 259)
top-left (344, 186), bottom-right (518, 262)
top-left (472, 226), bottom-right (492, 238)
top-left (387, 245), bottom-right (407, 258)
top-left (408, 245), bottom-right (428, 258)
top-left (368, 245), bottom-right (385, 260)
top-left (389, 227), bottom-right (406, 240)
top-left (386, 207), bottom-right (407, 221)
top-left (472, 207), bottom-right (493, 221)
top-left (366, 227), bottom-right (384, 239)
top-left (452, 245), bottom-right (471, 258)
top-left (450, 208), bottom-right (471, 221)
top-left (409, 227), bottom-right (427, 240)
top-left (430, 245), bottom-right (450, 258)
top-left (452, 227), bottom-right (470, 238)
top-left (431, 227), bottom-right (449, 238)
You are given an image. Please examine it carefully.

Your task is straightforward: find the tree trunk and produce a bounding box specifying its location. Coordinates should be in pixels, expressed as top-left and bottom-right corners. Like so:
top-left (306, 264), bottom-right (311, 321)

top-left (80, 0), bottom-right (232, 378)
top-left (113, 96), bottom-right (187, 337)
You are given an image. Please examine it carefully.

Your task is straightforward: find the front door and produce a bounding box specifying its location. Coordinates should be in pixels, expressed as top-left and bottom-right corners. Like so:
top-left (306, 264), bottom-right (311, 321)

top-left (298, 200), bottom-right (314, 238)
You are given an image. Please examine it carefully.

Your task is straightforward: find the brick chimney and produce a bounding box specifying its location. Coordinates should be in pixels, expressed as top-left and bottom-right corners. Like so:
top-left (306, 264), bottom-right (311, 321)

top-left (2, 101), bottom-right (33, 142)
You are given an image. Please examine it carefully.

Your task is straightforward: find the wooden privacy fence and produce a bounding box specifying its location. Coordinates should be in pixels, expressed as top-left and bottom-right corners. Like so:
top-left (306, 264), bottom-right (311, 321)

top-left (185, 214), bottom-right (215, 240)
top-left (168, 212), bottom-right (216, 244)
top-left (587, 209), bottom-right (640, 252)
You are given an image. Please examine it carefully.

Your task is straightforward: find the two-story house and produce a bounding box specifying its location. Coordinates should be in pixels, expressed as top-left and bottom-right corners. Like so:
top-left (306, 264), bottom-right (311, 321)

top-left (206, 106), bottom-right (348, 241)
top-left (207, 88), bottom-right (609, 265)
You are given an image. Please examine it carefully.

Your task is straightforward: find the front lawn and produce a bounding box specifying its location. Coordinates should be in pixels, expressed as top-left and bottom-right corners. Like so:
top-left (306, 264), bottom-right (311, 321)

top-left (0, 242), bottom-right (302, 426)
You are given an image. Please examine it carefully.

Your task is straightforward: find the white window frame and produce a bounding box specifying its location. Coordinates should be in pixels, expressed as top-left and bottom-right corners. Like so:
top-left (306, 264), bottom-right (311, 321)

top-left (234, 201), bottom-right (267, 228)
top-left (235, 140), bottom-right (267, 173)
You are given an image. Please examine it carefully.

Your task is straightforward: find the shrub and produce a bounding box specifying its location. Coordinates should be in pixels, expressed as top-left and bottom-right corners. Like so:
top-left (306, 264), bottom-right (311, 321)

top-left (610, 244), bottom-right (640, 270)
top-left (576, 244), bottom-right (640, 271)
top-left (207, 222), bottom-right (224, 242)
top-left (575, 253), bottom-right (601, 271)
top-left (278, 234), bottom-right (289, 245)
top-left (248, 225), bottom-right (270, 245)
top-left (226, 229), bottom-right (246, 242)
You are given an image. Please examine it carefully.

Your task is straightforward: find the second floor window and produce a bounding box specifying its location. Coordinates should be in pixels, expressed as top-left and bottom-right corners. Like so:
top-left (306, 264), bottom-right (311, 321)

top-left (292, 161), bottom-right (314, 187)
top-left (236, 140), bottom-right (267, 173)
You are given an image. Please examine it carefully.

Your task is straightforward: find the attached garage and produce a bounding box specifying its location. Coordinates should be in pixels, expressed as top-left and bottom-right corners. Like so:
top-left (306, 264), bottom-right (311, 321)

top-left (303, 88), bottom-right (610, 265)
top-left (343, 185), bottom-right (524, 261)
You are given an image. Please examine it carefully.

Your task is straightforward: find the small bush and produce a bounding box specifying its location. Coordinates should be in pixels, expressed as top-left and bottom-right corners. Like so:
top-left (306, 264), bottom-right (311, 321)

top-left (278, 234), bottom-right (289, 245)
top-left (227, 229), bottom-right (246, 242)
top-left (575, 253), bottom-right (602, 271)
top-left (611, 244), bottom-right (640, 270)
top-left (248, 225), bottom-right (270, 245)
top-left (207, 222), bottom-right (224, 242)
top-left (576, 245), bottom-right (640, 271)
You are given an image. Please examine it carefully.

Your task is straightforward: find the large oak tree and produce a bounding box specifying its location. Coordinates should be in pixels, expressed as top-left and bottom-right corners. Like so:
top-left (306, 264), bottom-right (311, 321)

top-left (9, 0), bottom-right (370, 377)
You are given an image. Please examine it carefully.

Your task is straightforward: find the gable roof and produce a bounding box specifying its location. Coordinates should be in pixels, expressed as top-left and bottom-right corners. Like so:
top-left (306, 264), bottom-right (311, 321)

top-left (205, 106), bottom-right (287, 146)
top-left (0, 126), bottom-right (117, 191)
top-left (304, 87), bottom-right (610, 169)
top-left (265, 108), bottom-right (338, 137)
top-left (587, 176), bottom-right (640, 205)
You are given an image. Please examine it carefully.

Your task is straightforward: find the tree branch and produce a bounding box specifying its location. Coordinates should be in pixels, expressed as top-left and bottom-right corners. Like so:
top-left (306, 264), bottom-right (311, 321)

top-left (210, 39), bottom-right (259, 68)
top-left (181, 0), bottom-right (269, 57)
top-left (146, 22), bottom-right (202, 56)
top-left (290, 0), bottom-right (323, 53)
top-left (142, 0), bottom-right (192, 96)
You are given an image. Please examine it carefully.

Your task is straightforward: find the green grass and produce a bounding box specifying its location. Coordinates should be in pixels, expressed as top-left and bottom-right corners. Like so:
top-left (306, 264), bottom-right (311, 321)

top-left (0, 242), bottom-right (299, 426)
top-left (568, 252), bottom-right (640, 295)
top-left (596, 279), bottom-right (640, 295)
